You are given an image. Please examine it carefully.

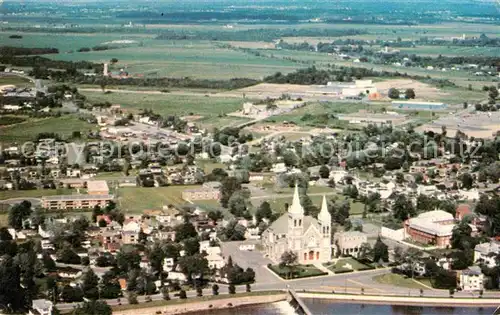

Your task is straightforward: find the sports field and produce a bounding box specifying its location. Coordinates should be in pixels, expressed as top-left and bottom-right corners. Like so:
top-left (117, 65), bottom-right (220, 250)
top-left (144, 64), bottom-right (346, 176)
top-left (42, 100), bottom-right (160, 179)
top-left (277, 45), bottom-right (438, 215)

top-left (117, 185), bottom-right (195, 213)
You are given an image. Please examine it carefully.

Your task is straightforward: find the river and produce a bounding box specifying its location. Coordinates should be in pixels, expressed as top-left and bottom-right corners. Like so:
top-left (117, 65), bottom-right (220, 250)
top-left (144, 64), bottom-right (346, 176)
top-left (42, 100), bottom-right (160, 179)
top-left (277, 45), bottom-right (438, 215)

top-left (192, 300), bottom-right (497, 315)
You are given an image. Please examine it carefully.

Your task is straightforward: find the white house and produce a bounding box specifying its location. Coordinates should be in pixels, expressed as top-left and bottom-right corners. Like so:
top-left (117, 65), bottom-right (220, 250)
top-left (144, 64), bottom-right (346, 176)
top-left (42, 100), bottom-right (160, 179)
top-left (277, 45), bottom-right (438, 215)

top-left (29, 299), bottom-right (53, 315)
top-left (474, 240), bottom-right (500, 268)
top-left (163, 257), bottom-right (175, 272)
top-left (458, 266), bottom-right (484, 291)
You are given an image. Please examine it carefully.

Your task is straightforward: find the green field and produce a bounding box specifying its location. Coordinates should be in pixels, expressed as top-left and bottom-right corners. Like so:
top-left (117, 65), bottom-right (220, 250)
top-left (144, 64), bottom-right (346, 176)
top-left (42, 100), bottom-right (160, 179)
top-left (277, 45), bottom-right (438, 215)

top-left (0, 115), bottom-right (97, 144)
top-left (117, 186), bottom-right (195, 212)
top-left (81, 90), bottom-right (247, 120)
top-left (0, 188), bottom-right (74, 201)
top-left (45, 40), bottom-right (299, 80)
top-left (397, 45), bottom-right (500, 57)
top-left (372, 273), bottom-right (429, 289)
top-left (325, 258), bottom-right (372, 273)
top-left (0, 75), bottom-right (33, 86)
top-left (269, 264), bottom-right (327, 279)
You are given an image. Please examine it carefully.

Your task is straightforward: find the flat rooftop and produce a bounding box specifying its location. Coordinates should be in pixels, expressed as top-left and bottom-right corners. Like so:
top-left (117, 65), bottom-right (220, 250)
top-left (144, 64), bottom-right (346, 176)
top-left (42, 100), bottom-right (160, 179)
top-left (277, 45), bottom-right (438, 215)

top-left (42, 194), bottom-right (114, 201)
top-left (86, 180), bottom-right (109, 192)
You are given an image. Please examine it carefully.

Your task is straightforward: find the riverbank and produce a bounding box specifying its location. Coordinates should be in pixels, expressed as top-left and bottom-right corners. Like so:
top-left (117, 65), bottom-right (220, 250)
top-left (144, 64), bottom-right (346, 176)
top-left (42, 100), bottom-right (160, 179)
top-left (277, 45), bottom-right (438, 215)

top-left (112, 291), bottom-right (286, 315)
top-left (298, 292), bottom-right (500, 307)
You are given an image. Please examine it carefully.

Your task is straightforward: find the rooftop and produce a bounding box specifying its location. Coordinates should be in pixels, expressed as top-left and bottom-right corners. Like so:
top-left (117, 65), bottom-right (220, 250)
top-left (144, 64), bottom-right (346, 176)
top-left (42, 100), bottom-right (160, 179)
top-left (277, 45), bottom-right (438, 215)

top-left (42, 194), bottom-right (114, 201)
top-left (87, 180), bottom-right (109, 192)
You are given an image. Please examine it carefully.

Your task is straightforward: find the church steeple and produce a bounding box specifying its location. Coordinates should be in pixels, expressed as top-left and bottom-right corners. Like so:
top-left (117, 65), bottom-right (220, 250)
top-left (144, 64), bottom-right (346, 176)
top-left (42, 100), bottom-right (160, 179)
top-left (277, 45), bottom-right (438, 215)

top-left (318, 195), bottom-right (331, 223)
top-left (288, 183), bottom-right (304, 215)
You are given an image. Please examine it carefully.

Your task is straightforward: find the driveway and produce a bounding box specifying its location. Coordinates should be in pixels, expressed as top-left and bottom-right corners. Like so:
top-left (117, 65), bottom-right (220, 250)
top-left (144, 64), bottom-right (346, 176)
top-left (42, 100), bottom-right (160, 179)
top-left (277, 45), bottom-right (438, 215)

top-left (221, 240), bottom-right (281, 285)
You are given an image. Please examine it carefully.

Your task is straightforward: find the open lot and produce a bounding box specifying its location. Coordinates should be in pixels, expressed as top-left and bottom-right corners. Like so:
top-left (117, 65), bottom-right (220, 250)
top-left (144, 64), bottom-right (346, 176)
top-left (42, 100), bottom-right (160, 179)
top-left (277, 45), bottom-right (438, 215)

top-left (372, 273), bottom-right (429, 290)
top-left (117, 185), bottom-right (195, 213)
top-left (0, 116), bottom-right (97, 144)
top-left (0, 188), bottom-right (73, 201)
top-left (81, 90), bottom-right (248, 123)
top-left (418, 110), bottom-right (500, 139)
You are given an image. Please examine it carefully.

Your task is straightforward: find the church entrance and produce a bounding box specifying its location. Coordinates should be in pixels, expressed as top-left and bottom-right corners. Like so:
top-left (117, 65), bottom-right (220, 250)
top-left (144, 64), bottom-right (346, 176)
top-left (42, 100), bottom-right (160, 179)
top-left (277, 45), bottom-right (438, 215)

top-left (308, 250), bottom-right (314, 260)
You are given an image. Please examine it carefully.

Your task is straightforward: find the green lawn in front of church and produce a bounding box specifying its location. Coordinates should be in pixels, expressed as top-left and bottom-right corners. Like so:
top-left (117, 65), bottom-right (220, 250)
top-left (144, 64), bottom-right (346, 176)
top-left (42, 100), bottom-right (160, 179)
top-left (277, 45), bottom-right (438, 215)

top-left (268, 264), bottom-right (327, 280)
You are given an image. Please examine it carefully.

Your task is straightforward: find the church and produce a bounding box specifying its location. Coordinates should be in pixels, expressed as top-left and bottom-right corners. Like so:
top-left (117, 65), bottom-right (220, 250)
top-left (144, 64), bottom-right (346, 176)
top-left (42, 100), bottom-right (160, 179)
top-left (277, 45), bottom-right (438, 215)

top-left (261, 184), bottom-right (333, 264)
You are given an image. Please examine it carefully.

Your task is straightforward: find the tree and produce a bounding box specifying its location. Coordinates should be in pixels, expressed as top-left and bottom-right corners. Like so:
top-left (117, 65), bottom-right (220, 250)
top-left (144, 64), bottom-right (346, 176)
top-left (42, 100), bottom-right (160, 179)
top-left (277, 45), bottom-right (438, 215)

top-left (179, 289), bottom-right (187, 299)
top-left (220, 177), bottom-right (241, 208)
top-left (61, 285), bottom-right (84, 302)
top-left (148, 244), bottom-right (165, 276)
top-left (358, 243), bottom-right (372, 261)
top-left (161, 287), bottom-right (170, 300)
top-left (388, 88), bottom-right (400, 99)
top-left (196, 286), bottom-right (203, 297)
top-left (177, 254), bottom-right (209, 283)
top-left (174, 216), bottom-right (198, 242)
top-left (459, 172), bottom-right (474, 190)
top-left (73, 300), bottom-right (112, 315)
top-left (127, 292), bottom-right (138, 304)
top-left (56, 248), bottom-right (81, 265)
top-left (8, 200), bottom-right (32, 230)
top-left (373, 237), bottom-right (389, 263)
top-left (392, 194), bottom-right (416, 221)
top-left (246, 283), bottom-right (251, 292)
top-left (404, 248), bottom-right (423, 278)
top-left (212, 284), bottom-right (219, 295)
top-left (319, 165), bottom-right (330, 179)
top-left (489, 86), bottom-right (499, 100)
top-left (279, 251), bottom-right (298, 279)
top-left (405, 88), bottom-right (416, 99)
top-left (256, 201), bottom-right (272, 223)
top-left (0, 255), bottom-right (24, 311)
top-left (81, 268), bottom-right (99, 300)
top-left (228, 284), bottom-right (236, 294)
top-left (207, 210), bottom-right (223, 225)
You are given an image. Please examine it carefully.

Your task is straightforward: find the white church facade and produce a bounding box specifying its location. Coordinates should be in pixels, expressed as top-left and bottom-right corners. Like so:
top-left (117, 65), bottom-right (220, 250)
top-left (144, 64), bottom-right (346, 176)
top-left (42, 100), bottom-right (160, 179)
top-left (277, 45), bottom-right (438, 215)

top-left (261, 185), bottom-right (333, 264)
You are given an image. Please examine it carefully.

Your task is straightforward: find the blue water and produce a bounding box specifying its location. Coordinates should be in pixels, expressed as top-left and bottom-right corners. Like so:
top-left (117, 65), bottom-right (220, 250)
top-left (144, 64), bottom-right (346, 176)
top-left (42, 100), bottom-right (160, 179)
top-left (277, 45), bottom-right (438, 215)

top-left (193, 299), bottom-right (496, 315)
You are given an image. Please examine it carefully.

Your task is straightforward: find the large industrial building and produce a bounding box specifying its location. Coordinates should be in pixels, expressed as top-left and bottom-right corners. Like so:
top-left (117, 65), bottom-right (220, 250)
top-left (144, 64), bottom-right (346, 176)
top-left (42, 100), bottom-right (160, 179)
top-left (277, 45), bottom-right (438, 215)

top-left (392, 100), bottom-right (447, 110)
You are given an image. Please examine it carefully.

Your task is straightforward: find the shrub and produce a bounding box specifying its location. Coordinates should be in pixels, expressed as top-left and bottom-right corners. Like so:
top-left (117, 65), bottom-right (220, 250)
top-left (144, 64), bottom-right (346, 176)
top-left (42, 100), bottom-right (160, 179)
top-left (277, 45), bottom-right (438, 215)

top-left (179, 290), bottom-right (187, 299)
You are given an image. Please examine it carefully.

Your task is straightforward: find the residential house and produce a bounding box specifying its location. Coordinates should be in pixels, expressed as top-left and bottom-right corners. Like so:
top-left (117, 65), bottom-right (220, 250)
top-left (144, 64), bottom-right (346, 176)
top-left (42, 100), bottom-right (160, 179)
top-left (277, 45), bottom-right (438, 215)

top-left (122, 220), bottom-right (141, 244)
top-left (29, 299), bottom-right (53, 315)
top-left (458, 266), bottom-right (484, 291)
top-left (474, 240), bottom-right (500, 268)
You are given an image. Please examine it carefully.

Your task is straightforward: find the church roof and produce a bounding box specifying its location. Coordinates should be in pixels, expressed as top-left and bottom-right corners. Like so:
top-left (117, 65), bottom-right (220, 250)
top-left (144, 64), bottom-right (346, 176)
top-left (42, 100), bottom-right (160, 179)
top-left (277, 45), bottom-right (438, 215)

top-left (267, 213), bottom-right (320, 235)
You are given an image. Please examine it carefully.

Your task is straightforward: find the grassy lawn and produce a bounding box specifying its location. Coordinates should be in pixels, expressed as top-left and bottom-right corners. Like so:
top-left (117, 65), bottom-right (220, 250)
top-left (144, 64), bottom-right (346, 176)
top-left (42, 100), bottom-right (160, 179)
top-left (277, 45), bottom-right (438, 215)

top-left (373, 273), bottom-right (429, 290)
top-left (117, 185), bottom-right (198, 213)
top-left (325, 258), bottom-right (373, 273)
top-left (268, 264), bottom-right (327, 279)
top-left (0, 75), bottom-right (33, 86)
top-left (82, 91), bottom-right (246, 118)
top-left (0, 115), bottom-right (97, 144)
top-left (0, 188), bottom-right (74, 201)
top-left (110, 290), bottom-right (284, 312)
